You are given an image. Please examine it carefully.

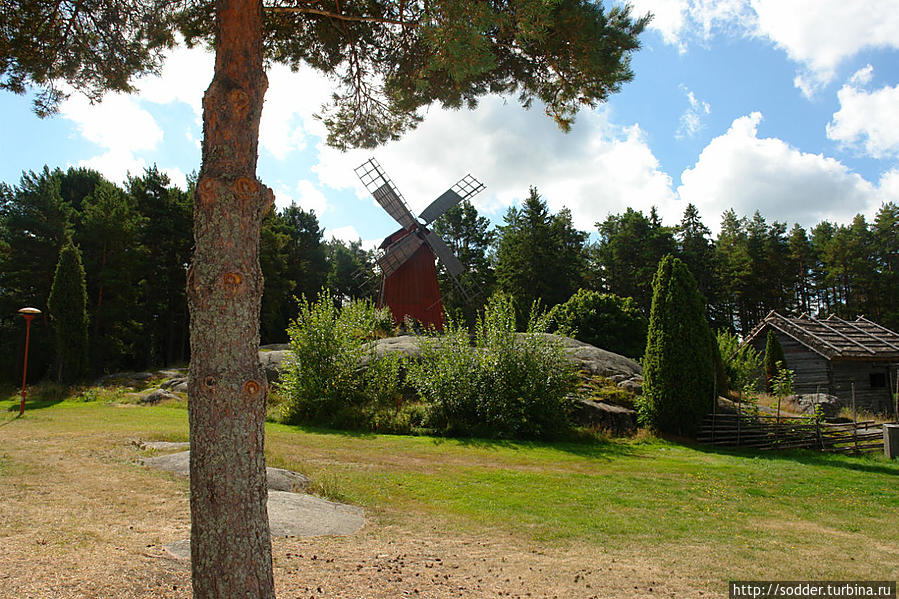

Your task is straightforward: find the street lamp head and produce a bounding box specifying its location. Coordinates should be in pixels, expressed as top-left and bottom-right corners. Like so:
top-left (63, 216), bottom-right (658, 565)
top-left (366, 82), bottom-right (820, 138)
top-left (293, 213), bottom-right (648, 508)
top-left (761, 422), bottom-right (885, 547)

top-left (18, 307), bottom-right (41, 316)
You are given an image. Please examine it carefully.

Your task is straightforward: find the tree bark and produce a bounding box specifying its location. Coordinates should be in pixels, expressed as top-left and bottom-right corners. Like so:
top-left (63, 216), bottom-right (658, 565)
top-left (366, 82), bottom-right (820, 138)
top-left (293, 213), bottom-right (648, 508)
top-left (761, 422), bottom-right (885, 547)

top-left (187, 0), bottom-right (275, 597)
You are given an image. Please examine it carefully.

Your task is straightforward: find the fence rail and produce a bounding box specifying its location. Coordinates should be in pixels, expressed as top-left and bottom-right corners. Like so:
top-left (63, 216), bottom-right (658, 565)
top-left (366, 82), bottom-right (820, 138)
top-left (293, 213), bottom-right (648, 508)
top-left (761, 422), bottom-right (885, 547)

top-left (697, 412), bottom-right (885, 453)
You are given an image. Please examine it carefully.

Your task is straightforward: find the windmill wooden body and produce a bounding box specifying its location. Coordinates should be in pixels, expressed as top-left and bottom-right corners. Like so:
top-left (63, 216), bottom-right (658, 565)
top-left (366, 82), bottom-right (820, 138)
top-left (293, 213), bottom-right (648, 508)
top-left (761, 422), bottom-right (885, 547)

top-left (355, 158), bottom-right (485, 329)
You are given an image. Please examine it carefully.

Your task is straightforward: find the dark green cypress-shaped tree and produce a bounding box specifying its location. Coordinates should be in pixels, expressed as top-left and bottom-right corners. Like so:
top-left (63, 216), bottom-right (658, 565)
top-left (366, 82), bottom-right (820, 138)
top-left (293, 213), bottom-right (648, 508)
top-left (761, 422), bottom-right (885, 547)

top-left (764, 329), bottom-right (786, 393)
top-left (639, 255), bottom-right (715, 435)
top-left (48, 240), bottom-right (89, 383)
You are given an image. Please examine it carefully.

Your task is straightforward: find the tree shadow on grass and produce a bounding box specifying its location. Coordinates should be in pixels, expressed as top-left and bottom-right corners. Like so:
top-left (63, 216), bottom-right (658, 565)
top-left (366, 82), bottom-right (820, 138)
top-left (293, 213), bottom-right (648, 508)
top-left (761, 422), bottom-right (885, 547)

top-left (272, 421), bottom-right (646, 461)
top-left (4, 397), bottom-right (65, 413)
top-left (687, 440), bottom-right (899, 477)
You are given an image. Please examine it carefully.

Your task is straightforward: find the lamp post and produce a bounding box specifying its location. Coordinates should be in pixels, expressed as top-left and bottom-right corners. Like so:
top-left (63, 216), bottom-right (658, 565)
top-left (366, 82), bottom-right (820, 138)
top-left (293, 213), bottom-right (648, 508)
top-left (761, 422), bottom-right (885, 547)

top-left (17, 307), bottom-right (41, 416)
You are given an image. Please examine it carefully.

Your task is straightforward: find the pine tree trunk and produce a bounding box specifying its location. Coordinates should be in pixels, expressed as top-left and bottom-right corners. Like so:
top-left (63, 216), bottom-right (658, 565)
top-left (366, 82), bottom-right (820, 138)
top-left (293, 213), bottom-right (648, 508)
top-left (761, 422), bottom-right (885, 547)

top-left (187, 0), bottom-right (275, 596)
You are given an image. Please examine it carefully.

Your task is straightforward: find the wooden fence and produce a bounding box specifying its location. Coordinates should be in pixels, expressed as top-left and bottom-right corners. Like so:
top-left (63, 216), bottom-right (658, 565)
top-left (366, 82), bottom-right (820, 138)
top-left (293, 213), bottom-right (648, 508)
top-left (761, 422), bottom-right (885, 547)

top-left (697, 412), bottom-right (885, 453)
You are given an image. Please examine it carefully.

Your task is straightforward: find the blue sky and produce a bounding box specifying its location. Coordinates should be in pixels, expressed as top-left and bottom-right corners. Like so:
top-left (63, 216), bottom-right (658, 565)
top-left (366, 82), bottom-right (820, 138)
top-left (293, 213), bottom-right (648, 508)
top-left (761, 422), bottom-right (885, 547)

top-left (2, 0), bottom-right (898, 246)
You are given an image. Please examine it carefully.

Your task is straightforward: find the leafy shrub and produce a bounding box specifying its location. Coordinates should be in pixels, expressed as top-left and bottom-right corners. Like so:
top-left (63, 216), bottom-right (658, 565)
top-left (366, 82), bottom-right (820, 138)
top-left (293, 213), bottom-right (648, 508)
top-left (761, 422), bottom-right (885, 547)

top-left (638, 255), bottom-right (715, 436)
top-left (278, 291), bottom-right (408, 430)
top-left (548, 289), bottom-right (648, 358)
top-left (407, 293), bottom-right (577, 440)
top-left (716, 329), bottom-right (763, 392)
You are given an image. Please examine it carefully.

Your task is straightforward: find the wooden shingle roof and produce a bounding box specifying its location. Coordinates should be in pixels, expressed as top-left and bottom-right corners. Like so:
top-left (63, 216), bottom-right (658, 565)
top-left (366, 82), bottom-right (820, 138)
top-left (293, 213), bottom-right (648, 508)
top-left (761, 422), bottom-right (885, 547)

top-left (744, 311), bottom-right (899, 361)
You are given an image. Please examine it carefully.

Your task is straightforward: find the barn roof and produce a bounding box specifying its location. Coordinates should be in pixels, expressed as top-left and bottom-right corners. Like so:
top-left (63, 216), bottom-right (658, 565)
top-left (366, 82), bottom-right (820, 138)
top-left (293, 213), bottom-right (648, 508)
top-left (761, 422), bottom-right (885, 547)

top-left (744, 311), bottom-right (899, 361)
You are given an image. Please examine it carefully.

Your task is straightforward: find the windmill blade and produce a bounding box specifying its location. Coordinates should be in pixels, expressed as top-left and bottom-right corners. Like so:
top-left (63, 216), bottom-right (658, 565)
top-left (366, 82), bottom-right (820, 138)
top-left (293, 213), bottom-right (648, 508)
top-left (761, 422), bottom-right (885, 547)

top-left (355, 158), bottom-right (418, 230)
top-left (377, 232), bottom-right (424, 277)
top-left (422, 229), bottom-right (465, 277)
top-left (419, 174), bottom-right (486, 225)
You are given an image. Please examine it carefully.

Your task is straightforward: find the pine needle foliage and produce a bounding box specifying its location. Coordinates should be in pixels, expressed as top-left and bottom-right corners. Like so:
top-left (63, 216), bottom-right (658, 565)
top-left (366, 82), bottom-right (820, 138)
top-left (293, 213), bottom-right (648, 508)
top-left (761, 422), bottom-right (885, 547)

top-left (47, 240), bottom-right (89, 383)
top-left (638, 255), bottom-right (715, 436)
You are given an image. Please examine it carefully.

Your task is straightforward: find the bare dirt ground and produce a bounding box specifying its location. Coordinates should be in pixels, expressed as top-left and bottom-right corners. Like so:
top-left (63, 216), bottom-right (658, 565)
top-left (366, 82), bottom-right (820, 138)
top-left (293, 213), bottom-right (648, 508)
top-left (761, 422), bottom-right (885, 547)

top-left (0, 413), bottom-right (724, 599)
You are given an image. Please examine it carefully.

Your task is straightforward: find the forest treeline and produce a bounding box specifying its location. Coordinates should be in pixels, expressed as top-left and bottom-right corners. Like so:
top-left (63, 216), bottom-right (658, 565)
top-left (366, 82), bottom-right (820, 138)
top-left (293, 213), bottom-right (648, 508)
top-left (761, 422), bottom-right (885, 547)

top-left (2, 165), bottom-right (897, 382)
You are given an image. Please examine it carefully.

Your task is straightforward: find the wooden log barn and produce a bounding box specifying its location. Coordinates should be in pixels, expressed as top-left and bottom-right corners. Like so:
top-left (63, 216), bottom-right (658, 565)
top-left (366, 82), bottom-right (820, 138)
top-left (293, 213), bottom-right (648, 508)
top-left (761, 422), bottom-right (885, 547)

top-left (742, 311), bottom-right (899, 414)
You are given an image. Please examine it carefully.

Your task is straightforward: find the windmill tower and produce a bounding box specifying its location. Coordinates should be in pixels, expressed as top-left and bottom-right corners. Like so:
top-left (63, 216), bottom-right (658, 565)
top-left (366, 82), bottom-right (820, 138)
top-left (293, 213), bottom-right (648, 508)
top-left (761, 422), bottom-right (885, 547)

top-left (355, 158), bottom-right (485, 330)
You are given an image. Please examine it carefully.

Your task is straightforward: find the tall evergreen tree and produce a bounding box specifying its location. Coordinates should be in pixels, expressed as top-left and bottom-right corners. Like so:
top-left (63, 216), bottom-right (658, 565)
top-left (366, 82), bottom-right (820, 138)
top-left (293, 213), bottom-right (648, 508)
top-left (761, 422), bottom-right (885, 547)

top-left (675, 203), bottom-right (717, 322)
top-left (431, 199), bottom-right (496, 322)
top-left (639, 254), bottom-right (715, 436)
top-left (0, 168), bottom-right (73, 379)
top-left (872, 203), bottom-right (899, 329)
top-left (595, 207), bottom-right (676, 314)
top-left (77, 179), bottom-right (147, 373)
top-left (6, 1), bottom-right (650, 594)
top-left (325, 238), bottom-right (378, 304)
top-left (48, 241), bottom-right (89, 383)
top-left (494, 187), bottom-right (587, 318)
top-left (129, 167), bottom-right (192, 367)
top-left (259, 203), bottom-right (327, 343)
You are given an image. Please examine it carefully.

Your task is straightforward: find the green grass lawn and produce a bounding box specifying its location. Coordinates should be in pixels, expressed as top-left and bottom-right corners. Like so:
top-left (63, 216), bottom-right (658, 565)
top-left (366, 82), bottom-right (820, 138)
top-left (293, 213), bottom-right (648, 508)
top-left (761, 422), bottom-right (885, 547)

top-left (3, 389), bottom-right (898, 584)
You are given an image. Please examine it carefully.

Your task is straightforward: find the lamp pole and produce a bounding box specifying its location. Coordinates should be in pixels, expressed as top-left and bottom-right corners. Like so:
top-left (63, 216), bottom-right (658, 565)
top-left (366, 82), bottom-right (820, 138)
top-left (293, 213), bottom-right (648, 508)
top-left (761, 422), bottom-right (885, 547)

top-left (18, 307), bottom-right (41, 417)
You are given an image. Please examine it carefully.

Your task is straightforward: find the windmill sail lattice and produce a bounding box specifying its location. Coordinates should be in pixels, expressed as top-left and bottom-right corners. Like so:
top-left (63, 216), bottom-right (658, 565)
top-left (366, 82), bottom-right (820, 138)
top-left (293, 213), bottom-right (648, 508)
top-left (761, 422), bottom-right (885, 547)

top-left (355, 158), bottom-right (485, 329)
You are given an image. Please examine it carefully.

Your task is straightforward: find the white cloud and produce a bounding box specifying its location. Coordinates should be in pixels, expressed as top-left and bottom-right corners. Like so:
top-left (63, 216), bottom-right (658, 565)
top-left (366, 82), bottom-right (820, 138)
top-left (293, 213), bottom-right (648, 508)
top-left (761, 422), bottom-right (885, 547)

top-left (752, 0), bottom-right (899, 95)
top-left (60, 92), bottom-right (162, 183)
top-left (312, 95), bottom-right (676, 233)
top-left (76, 151), bottom-right (146, 185)
top-left (678, 112), bottom-right (884, 232)
top-left (259, 64), bottom-right (333, 160)
top-left (162, 167), bottom-right (188, 190)
top-left (627, 0), bottom-right (689, 47)
top-left (274, 179), bottom-right (329, 215)
top-left (676, 87), bottom-right (710, 139)
top-left (827, 69), bottom-right (899, 159)
top-left (849, 64), bottom-right (874, 87)
top-left (631, 0), bottom-right (899, 95)
top-left (136, 43), bottom-right (213, 119)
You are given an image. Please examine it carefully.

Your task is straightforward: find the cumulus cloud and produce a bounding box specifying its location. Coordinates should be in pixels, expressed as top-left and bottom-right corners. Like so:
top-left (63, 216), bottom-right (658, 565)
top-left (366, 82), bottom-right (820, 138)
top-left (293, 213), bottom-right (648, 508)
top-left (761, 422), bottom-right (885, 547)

top-left (259, 64), bottom-right (333, 160)
top-left (312, 94), bottom-right (676, 232)
top-left (676, 86), bottom-right (710, 139)
top-left (678, 112), bottom-right (887, 233)
top-left (60, 92), bottom-right (162, 183)
top-left (630, 0), bottom-right (899, 95)
top-left (827, 67), bottom-right (899, 159)
top-left (136, 42), bottom-right (213, 119)
top-left (273, 179), bottom-right (329, 215)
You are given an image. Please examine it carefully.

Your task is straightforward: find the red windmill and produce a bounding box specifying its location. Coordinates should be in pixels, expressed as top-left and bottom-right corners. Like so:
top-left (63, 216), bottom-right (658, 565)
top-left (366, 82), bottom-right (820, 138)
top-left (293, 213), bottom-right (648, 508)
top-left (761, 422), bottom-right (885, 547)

top-left (355, 158), bottom-right (485, 330)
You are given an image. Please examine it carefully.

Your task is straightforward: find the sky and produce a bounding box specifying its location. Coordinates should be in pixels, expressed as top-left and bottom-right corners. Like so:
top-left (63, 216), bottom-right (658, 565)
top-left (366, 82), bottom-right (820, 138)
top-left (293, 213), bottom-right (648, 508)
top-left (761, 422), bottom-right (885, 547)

top-left (2, 0), bottom-right (899, 247)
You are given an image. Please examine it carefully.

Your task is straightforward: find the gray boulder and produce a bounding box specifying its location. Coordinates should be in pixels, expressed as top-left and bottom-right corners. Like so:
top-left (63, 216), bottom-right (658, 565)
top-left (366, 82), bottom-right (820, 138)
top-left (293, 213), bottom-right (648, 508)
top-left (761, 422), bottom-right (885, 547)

top-left (160, 377), bottom-right (187, 391)
top-left (618, 378), bottom-right (643, 395)
top-left (257, 334), bottom-right (643, 383)
top-left (259, 349), bottom-right (291, 383)
top-left (571, 398), bottom-right (637, 436)
top-left (95, 371), bottom-right (154, 387)
top-left (142, 450), bottom-right (311, 493)
top-left (794, 393), bottom-right (842, 419)
top-left (529, 334), bottom-right (642, 378)
top-left (139, 389), bottom-right (179, 405)
top-left (260, 343), bottom-right (291, 351)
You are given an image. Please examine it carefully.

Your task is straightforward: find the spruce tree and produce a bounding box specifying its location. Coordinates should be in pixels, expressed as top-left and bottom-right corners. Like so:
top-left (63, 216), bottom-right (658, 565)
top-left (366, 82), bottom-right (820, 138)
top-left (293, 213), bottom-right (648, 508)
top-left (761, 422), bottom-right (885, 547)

top-left (639, 255), bottom-right (715, 436)
top-left (48, 241), bottom-right (89, 383)
top-left (764, 329), bottom-right (786, 393)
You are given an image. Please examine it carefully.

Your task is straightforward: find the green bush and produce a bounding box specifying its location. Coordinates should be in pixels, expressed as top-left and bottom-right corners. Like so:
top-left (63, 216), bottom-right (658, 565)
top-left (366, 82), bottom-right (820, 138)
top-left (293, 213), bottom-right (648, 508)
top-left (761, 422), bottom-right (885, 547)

top-left (278, 291), bottom-right (409, 431)
top-left (638, 255), bottom-right (715, 436)
top-left (717, 329), bottom-right (764, 392)
top-left (548, 289), bottom-right (648, 358)
top-left (407, 293), bottom-right (577, 440)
